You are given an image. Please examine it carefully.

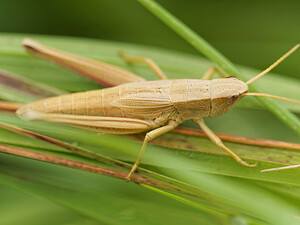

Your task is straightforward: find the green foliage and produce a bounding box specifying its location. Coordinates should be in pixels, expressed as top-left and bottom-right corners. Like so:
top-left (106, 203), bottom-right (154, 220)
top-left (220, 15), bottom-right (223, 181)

top-left (1, 34), bottom-right (300, 225)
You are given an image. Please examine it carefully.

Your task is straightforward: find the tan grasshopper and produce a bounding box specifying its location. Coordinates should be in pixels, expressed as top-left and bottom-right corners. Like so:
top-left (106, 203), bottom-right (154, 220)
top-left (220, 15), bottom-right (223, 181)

top-left (16, 39), bottom-right (300, 181)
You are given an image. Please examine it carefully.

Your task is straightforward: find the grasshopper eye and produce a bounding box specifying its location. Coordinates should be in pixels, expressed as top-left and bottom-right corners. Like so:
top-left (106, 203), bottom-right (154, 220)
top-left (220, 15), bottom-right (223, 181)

top-left (227, 93), bottom-right (239, 103)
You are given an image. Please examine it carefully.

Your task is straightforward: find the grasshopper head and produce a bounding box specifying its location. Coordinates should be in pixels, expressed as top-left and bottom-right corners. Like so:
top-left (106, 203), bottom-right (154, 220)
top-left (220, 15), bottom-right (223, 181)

top-left (209, 44), bottom-right (300, 118)
top-left (209, 77), bottom-right (248, 117)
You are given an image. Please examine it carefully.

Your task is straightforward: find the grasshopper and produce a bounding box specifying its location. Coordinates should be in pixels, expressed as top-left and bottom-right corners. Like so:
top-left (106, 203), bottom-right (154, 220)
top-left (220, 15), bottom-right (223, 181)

top-left (16, 39), bottom-right (300, 181)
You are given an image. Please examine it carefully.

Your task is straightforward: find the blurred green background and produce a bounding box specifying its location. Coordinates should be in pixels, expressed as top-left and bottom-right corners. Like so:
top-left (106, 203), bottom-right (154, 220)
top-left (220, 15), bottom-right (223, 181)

top-left (0, 0), bottom-right (299, 77)
top-left (1, 1), bottom-right (300, 224)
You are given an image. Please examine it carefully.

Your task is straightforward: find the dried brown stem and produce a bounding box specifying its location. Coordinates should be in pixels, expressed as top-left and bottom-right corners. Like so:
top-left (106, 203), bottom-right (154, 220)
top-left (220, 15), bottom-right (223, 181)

top-left (0, 69), bottom-right (67, 97)
top-left (0, 101), bottom-right (22, 111)
top-left (173, 127), bottom-right (300, 150)
top-left (0, 122), bottom-right (203, 196)
top-left (0, 144), bottom-right (173, 189)
top-left (0, 122), bottom-right (131, 169)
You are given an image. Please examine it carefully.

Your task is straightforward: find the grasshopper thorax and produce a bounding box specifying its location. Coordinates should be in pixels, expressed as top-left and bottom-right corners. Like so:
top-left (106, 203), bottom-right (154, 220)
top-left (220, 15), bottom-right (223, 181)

top-left (209, 77), bottom-right (248, 117)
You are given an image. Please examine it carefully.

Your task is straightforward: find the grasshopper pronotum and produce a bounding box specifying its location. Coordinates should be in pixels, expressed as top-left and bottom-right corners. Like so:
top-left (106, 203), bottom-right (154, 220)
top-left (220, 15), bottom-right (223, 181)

top-left (17, 39), bottom-right (300, 181)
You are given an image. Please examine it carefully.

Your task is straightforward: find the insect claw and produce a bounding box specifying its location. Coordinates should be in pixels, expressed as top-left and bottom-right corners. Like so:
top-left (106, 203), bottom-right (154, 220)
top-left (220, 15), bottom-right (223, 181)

top-left (125, 166), bottom-right (137, 182)
top-left (238, 160), bottom-right (259, 167)
top-left (251, 162), bottom-right (260, 167)
top-left (125, 174), bottom-right (132, 182)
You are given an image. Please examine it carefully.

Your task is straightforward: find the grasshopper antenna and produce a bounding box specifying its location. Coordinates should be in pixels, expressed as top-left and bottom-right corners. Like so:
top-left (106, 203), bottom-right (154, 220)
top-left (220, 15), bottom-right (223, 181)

top-left (242, 92), bottom-right (300, 105)
top-left (261, 164), bottom-right (300, 172)
top-left (246, 44), bottom-right (299, 85)
top-left (243, 44), bottom-right (300, 105)
top-left (245, 45), bottom-right (300, 173)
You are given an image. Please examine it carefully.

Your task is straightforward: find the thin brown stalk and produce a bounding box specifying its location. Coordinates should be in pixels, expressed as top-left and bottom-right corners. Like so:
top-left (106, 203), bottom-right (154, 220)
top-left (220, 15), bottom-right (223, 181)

top-left (0, 122), bottom-right (131, 169)
top-left (0, 122), bottom-right (209, 197)
top-left (173, 127), bottom-right (300, 151)
top-left (0, 144), bottom-right (173, 189)
top-left (0, 122), bottom-right (196, 193)
top-left (0, 101), bottom-right (22, 111)
top-left (0, 69), bottom-right (67, 97)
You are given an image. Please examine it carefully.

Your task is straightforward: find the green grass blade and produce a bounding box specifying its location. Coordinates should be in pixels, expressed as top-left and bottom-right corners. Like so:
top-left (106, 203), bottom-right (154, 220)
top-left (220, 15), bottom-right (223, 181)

top-left (0, 186), bottom-right (98, 225)
top-left (0, 155), bottom-right (220, 225)
top-left (0, 84), bottom-right (38, 103)
top-left (137, 0), bottom-right (239, 75)
top-left (140, 184), bottom-right (227, 217)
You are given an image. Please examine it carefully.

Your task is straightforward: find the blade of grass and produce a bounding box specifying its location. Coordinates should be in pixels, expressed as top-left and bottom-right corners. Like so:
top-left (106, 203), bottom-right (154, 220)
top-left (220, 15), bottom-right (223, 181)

top-left (137, 0), bottom-right (300, 136)
top-left (140, 184), bottom-right (227, 217)
top-left (0, 186), bottom-right (98, 225)
top-left (1, 111), bottom-right (300, 186)
top-left (0, 69), bottom-right (67, 97)
top-left (0, 155), bottom-right (218, 225)
top-left (0, 84), bottom-right (38, 103)
top-left (0, 143), bottom-right (175, 189)
top-left (145, 147), bottom-right (300, 225)
top-left (0, 120), bottom-right (219, 200)
top-left (173, 127), bottom-right (300, 151)
top-left (0, 136), bottom-right (241, 222)
top-left (1, 108), bottom-right (298, 223)
top-left (6, 110), bottom-right (300, 222)
top-left (2, 111), bottom-right (300, 191)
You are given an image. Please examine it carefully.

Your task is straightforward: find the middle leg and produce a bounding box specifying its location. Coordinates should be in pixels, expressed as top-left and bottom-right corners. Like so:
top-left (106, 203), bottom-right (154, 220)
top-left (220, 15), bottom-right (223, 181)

top-left (126, 118), bottom-right (182, 181)
top-left (119, 50), bottom-right (168, 80)
top-left (202, 66), bottom-right (228, 80)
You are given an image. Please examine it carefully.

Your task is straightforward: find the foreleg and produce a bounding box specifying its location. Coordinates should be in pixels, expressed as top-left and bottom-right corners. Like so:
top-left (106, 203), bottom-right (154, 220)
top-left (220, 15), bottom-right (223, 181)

top-left (194, 118), bottom-right (258, 167)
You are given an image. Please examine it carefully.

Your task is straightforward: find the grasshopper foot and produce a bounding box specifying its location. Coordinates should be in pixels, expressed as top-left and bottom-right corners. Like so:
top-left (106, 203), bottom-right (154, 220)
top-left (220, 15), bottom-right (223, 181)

top-left (125, 174), bottom-right (132, 182)
top-left (125, 164), bottom-right (138, 182)
top-left (125, 171), bottom-right (134, 182)
top-left (238, 160), bottom-right (259, 167)
top-left (125, 175), bottom-right (130, 182)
